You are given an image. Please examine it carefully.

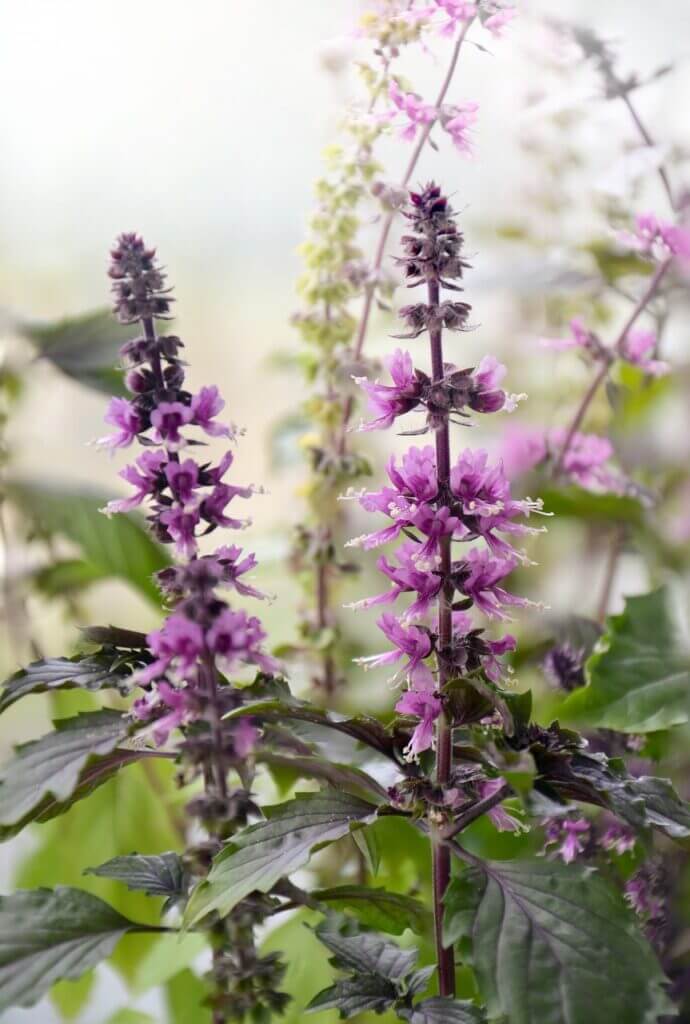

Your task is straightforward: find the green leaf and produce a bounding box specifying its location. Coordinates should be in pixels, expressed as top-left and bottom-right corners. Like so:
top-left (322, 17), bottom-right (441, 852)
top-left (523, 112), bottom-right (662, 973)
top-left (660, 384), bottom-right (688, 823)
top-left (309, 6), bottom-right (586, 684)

top-left (0, 887), bottom-right (158, 1011)
top-left (540, 486), bottom-right (644, 525)
top-left (0, 655), bottom-right (135, 714)
top-left (306, 975), bottom-right (398, 1018)
top-left (51, 970), bottom-right (95, 1020)
top-left (313, 886), bottom-right (430, 936)
top-left (9, 480), bottom-right (170, 604)
top-left (184, 790), bottom-right (378, 926)
top-left (85, 853), bottom-right (188, 909)
top-left (131, 933), bottom-right (206, 995)
top-left (596, 771), bottom-right (690, 841)
top-left (353, 825), bottom-right (381, 877)
top-left (448, 858), bottom-right (674, 1024)
top-left (34, 559), bottom-right (107, 597)
top-left (406, 998), bottom-right (484, 1024)
top-left (21, 308), bottom-right (132, 395)
top-left (562, 588), bottom-right (690, 732)
top-left (0, 710), bottom-right (133, 838)
top-left (313, 915), bottom-right (418, 983)
top-left (165, 969), bottom-right (211, 1024)
top-left (105, 1010), bottom-right (156, 1024)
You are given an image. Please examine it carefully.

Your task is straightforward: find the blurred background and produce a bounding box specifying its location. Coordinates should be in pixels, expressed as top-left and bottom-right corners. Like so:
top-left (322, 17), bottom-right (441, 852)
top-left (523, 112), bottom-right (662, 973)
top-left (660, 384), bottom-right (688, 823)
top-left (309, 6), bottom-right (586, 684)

top-left (1, 0), bottom-right (689, 1020)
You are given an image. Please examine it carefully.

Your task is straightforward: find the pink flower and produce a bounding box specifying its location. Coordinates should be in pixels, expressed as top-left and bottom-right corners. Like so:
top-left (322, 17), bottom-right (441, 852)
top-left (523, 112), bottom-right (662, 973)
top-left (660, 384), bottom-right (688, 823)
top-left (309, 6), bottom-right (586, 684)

top-left (440, 101), bottom-right (479, 156)
top-left (543, 816), bottom-right (590, 864)
top-left (539, 316), bottom-right (599, 355)
top-left (470, 355), bottom-right (512, 413)
top-left (395, 688), bottom-right (443, 759)
top-left (214, 545), bottom-right (267, 600)
top-left (478, 777), bottom-right (523, 832)
top-left (484, 5), bottom-right (517, 38)
top-left (103, 450), bottom-right (167, 514)
top-left (620, 329), bottom-right (669, 377)
top-left (201, 484), bottom-right (252, 530)
top-left (617, 212), bottom-right (690, 261)
top-left (233, 717), bottom-right (259, 758)
top-left (98, 397), bottom-right (142, 449)
top-left (387, 80), bottom-right (437, 142)
top-left (191, 386), bottom-right (235, 439)
top-left (549, 429), bottom-right (626, 494)
top-left (355, 349), bottom-right (423, 431)
top-left (500, 424), bottom-right (547, 479)
top-left (150, 401), bottom-right (193, 448)
top-left (601, 822), bottom-right (636, 856)
top-left (356, 612), bottom-right (435, 690)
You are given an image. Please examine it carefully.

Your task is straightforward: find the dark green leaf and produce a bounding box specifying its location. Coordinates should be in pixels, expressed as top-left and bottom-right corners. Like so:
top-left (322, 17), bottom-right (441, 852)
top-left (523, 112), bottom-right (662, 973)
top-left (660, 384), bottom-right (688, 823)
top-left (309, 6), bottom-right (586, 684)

top-left (306, 975), bottom-right (398, 1018)
top-left (313, 915), bottom-right (418, 982)
top-left (596, 770), bottom-right (690, 841)
top-left (448, 858), bottom-right (673, 1024)
top-left (313, 886), bottom-right (430, 936)
top-left (0, 655), bottom-right (135, 714)
top-left (0, 710), bottom-right (133, 838)
top-left (258, 751), bottom-right (388, 802)
top-left (85, 853), bottom-right (188, 909)
top-left (80, 625), bottom-right (149, 649)
top-left (184, 790), bottom-right (378, 926)
top-left (21, 308), bottom-right (132, 395)
top-left (0, 887), bottom-right (156, 1011)
top-left (406, 998), bottom-right (485, 1023)
top-left (562, 588), bottom-right (690, 732)
top-left (9, 480), bottom-right (170, 604)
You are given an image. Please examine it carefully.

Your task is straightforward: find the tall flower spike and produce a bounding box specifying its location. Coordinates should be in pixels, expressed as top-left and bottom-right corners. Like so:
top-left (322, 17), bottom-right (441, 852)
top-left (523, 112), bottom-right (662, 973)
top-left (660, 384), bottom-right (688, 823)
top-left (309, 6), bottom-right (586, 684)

top-left (348, 184), bottom-right (541, 998)
top-left (100, 234), bottom-right (286, 1023)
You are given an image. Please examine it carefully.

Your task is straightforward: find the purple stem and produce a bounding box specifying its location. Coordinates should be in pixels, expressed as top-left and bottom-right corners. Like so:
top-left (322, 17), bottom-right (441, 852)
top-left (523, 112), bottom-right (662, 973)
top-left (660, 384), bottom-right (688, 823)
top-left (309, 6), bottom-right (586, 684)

top-left (428, 276), bottom-right (456, 998)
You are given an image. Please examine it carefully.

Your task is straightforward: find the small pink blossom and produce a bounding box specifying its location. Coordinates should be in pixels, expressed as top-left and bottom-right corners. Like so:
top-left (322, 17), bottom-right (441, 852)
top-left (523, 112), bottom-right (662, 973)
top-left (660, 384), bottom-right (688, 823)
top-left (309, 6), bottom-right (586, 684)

top-left (478, 777), bottom-right (523, 832)
top-left (165, 459), bottom-right (200, 504)
top-left (355, 349), bottom-right (423, 431)
top-left (395, 688), bottom-right (443, 759)
top-left (539, 316), bottom-right (599, 355)
top-left (387, 80), bottom-right (437, 142)
top-left (137, 613), bottom-right (205, 685)
top-left (617, 212), bottom-right (690, 262)
top-left (620, 329), bottom-right (669, 377)
top-left (160, 505), bottom-right (201, 559)
top-left (103, 450), bottom-right (167, 514)
top-left (206, 608), bottom-right (279, 674)
top-left (484, 5), bottom-right (517, 39)
top-left (440, 101), bottom-right (479, 156)
top-left (543, 816), bottom-right (590, 864)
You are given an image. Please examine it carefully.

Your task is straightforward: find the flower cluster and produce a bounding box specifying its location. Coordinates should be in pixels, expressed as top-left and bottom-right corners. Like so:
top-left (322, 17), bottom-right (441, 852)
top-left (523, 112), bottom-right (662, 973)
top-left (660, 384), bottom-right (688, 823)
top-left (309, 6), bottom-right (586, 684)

top-left (616, 212), bottom-right (690, 262)
top-left (100, 234), bottom-right (276, 749)
top-left (540, 315), bottom-right (669, 377)
top-left (382, 80), bottom-right (479, 155)
top-left (350, 185), bottom-right (540, 758)
top-left (405, 1), bottom-right (517, 41)
top-left (501, 423), bottom-right (629, 495)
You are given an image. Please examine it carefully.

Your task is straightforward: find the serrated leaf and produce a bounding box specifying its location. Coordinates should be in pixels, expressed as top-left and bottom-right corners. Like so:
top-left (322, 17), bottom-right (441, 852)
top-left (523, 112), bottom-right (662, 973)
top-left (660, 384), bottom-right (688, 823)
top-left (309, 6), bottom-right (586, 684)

top-left (184, 790), bottom-right (378, 926)
top-left (313, 885), bottom-right (430, 935)
top-left (21, 308), bottom-right (132, 395)
top-left (314, 915), bottom-right (418, 982)
top-left (562, 588), bottom-right (690, 732)
top-left (0, 887), bottom-right (157, 1011)
top-left (85, 853), bottom-right (188, 908)
top-left (0, 655), bottom-right (135, 714)
top-left (0, 710), bottom-right (133, 838)
top-left (406, 997), bottom-right (485, 1023)
top-left (449, 858), bottom-right (674, 1024)
top-left (306, 974), bottom-right (398, 1018)
top-left (8, 480), bottom-right (170, 605)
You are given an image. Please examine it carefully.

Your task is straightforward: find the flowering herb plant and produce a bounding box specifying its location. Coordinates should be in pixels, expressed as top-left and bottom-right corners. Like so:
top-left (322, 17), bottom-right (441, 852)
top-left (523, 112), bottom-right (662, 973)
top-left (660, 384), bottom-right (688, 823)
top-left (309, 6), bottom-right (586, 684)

top-left (1, 5), bottom-right (690, 1024)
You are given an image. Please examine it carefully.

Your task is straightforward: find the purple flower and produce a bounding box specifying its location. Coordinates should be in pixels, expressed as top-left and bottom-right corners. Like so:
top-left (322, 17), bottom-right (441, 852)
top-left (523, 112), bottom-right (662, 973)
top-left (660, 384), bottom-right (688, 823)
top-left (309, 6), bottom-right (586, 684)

top-left (138, 613), bottom-right (205, 685)
top-left (103, 450), bottom-right (167, 514)
top-left (206, 608), bottom-right (278, 674)
top-left (191, 386), bottom-right (235, 439)
top-left (549, 429), bottom-right (626, 494)
top-left (601, 821), bottom-right (636, 856)
top-left (355, 349), bottom-right (423, 431)
top-left (539, 316), bottom-right (600, 355)
top-left (356, 612), bottom-right (435, 690)
top-left (543, 816), bottom-right (590, 864)
top-left (98, 397), bottom-right (142, 449)
top-left (620, 329), bottom-right (669, 377)
top-left (159, 506), bottom-right (201, 559)
top-left (347, 540), bottom-right (443, 620)
top-left (469, 355), bottom-right (511, 413)
top-left (214, 545), bottom-right (268, 600)
top-left (395, 688), bottom-right (443, 759)
top-left (150, 401), bottom-right (194, 449)
top-left (449, 614), bottom-right (517, 683)
top-left (456, 548), bottom-right (532, 620)
top-left (201, 484), bottom-right (252, 530)
top-left (165, 459), bottom-right (200, 504)
top-left (233, 717), bottom-right (259, 758)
